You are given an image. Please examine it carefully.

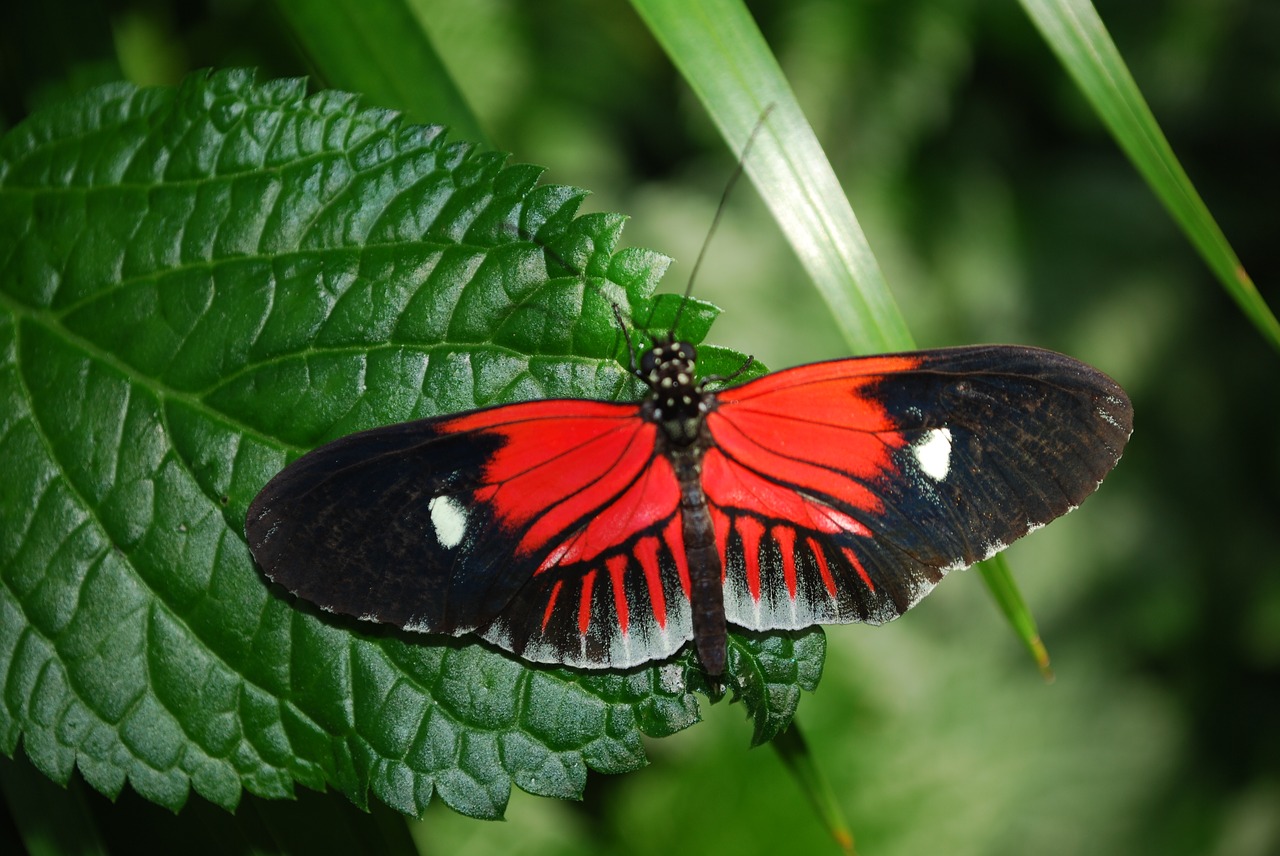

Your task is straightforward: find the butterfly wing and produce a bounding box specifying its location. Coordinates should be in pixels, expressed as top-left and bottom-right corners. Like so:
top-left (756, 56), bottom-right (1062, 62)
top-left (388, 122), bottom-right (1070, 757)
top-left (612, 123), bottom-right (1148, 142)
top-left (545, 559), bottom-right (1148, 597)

top-left (249, 344), bottom-right (1132, 670)
top-left (702, 345), bottom-right (1133, 631)
top-left (246, 399), bottom-right (695, 669)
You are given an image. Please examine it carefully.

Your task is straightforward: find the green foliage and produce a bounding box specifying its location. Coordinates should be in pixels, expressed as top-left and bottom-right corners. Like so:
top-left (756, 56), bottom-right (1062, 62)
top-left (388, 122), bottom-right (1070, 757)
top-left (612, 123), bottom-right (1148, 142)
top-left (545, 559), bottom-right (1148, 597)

top-left (0, 69), bottom-right (806, 821)
top-left (2, 0), bottom-right (1274, 853)
top-left (633, 0), bottom-right (916, 354)
top-left (1019, 0), bottom-right (1279, 351)
top-left (730, 629), bottom-right (826, 747)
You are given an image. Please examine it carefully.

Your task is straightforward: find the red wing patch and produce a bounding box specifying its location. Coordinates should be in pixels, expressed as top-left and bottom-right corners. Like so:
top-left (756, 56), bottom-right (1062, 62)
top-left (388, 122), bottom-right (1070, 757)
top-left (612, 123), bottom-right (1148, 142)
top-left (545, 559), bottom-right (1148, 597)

top-left (442, 402), bottom-right (665, 561)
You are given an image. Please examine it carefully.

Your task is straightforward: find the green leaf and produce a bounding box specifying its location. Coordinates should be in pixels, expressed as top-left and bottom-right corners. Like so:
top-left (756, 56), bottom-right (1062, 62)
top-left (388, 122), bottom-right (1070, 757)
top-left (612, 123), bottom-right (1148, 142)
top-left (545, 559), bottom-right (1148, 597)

top-left (677, 628), bottom-right (824, 747)
top-left (0, 68), bottom-right (826, 820)
top-left (731, 629), bottom-right (826, 748)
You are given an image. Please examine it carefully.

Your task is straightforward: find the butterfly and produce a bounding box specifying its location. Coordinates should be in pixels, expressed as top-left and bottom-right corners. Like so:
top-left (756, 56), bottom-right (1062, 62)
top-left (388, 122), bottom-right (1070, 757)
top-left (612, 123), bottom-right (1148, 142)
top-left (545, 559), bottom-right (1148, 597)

top-left (245, 327), bottom-right (1132, 677)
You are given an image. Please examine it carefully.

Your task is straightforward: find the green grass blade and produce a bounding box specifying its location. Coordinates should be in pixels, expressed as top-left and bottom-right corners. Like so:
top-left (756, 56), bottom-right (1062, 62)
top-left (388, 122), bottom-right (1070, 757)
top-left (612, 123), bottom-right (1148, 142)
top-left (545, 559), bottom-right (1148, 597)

top-left (634, 0), bottom-right (1048, 670)
top-left (272, 0), bottom-right (487, 142)
top-left (1021, 0), bottom-right (1280, 353)
top-left (978, 555), bottom-right (1054, 682)
top-left (0, 754), bottom-right (108, 856)
top-left (772, 725), bottom-right (856, 855)
top-left (630, 0), bottom-right (914, 355)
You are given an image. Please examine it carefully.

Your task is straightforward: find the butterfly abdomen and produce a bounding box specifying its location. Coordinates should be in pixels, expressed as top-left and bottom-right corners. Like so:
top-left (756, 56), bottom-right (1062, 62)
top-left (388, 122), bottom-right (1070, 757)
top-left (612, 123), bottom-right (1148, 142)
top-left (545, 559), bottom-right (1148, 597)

top-left (666, 438), bottom-right (727, 676)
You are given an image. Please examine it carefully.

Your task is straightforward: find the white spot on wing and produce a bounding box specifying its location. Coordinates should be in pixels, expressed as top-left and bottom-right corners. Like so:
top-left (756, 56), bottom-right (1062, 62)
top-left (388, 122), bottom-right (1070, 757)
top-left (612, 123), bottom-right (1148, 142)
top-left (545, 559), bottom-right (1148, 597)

top-left (913, 427), bottom-right (953, 481)
top-left (428, 495), bottom-right (468, 549)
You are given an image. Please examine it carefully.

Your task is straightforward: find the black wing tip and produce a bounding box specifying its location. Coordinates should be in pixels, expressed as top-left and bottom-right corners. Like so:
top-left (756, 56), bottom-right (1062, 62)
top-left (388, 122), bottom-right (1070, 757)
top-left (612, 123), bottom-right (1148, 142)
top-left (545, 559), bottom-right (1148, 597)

top-left (920, 342), bottom-right (1135, 441)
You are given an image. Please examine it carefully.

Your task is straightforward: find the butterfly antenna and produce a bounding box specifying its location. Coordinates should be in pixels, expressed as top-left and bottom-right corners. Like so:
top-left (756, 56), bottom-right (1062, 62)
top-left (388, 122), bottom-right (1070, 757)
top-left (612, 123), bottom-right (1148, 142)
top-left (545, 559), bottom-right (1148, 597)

top-left (668, 105), bottom-right (776, 339)
top-left (613, 303), bottom-right (641, 376)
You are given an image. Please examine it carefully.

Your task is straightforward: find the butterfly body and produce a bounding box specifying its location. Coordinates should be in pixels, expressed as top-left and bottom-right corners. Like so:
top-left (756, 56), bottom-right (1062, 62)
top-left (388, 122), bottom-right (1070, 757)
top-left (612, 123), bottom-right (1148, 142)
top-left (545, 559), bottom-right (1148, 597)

top-left (246, 340), bottom-right (1131, 677)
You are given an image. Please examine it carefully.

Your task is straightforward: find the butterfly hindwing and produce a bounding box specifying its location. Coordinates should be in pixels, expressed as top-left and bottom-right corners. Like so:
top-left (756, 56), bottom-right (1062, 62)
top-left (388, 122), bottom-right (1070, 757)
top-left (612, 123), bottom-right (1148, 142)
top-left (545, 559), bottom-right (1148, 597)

top-left (479, 512), bottom-right (696, 670)
top-left (703, 345), bottom-right (1132, 631)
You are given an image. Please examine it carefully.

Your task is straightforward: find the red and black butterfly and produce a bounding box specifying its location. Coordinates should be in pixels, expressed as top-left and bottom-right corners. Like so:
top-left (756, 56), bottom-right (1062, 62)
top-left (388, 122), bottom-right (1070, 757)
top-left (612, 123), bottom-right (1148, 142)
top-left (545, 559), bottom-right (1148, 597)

top-left (246, 330), bottom-right (1132, 677)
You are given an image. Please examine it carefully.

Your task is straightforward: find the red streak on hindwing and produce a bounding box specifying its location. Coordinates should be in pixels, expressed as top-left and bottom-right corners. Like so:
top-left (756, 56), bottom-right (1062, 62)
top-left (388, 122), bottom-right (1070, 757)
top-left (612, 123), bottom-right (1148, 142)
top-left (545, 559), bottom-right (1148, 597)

top-left (773, 525), bottom-right (798, 600)
top-left (808, 536), bottom-right (839, 599)
top-left (663, 516), bottom-right (691, 598)
top-left (634, 536), bottom-right (668, 629)
top-left (541, 580), bottom-right (563, 632)
top-left (736, 516), bottom-right (766, 602)
top-left (607, 554), bottom-right (630, 635)
top-left (578, 570), bottom-right (597, 635)
top-left (842, 547), bottom-right (876, 592)
top-left (711, 505), bottom-right (730, 582)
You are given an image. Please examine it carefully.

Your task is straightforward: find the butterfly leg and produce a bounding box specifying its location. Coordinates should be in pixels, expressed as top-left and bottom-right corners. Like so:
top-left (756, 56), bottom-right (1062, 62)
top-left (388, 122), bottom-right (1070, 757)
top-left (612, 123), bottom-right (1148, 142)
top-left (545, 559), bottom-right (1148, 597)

top-left (612, 303), bottom-right (645, 380)
top-left (699, 353), bottom-right (756, 389)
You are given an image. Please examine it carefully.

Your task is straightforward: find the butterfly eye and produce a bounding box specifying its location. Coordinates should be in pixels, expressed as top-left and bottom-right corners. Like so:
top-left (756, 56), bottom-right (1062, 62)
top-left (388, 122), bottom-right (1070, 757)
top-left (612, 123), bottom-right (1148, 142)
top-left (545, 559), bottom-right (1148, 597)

top-left (640, 348), bottom-right (660, 375)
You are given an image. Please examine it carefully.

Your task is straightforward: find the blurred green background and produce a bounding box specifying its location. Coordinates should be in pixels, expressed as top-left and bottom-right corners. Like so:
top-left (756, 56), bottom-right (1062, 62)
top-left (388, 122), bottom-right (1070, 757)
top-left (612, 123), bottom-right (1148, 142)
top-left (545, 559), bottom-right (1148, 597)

top-left (2, 1), bottom-right (1277, 854)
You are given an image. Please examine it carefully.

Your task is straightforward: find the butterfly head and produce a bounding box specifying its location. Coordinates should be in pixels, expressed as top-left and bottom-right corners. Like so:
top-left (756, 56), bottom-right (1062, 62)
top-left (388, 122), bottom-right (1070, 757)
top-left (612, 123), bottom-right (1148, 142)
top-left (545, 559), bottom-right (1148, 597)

top-left (641, 339), bottom-right (696, 384)
top-left (640, 337), bottom-right (712, 445)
